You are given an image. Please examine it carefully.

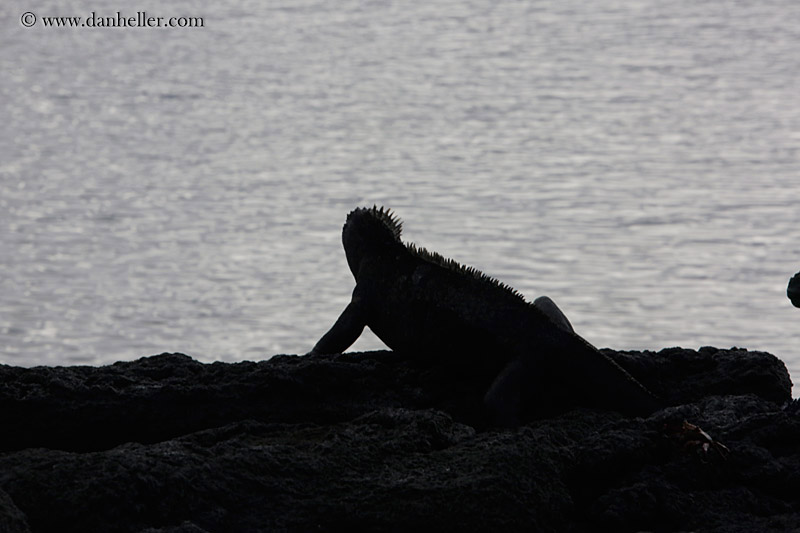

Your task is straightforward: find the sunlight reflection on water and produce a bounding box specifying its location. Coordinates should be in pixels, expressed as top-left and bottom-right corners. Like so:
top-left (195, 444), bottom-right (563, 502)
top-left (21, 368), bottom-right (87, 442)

top-left (1, 1), bottom-right (798, 392)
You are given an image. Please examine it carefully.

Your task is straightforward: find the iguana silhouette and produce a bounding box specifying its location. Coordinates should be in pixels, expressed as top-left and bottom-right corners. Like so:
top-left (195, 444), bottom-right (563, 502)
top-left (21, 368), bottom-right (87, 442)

top-left (311, 206), bottom-right (661, 425)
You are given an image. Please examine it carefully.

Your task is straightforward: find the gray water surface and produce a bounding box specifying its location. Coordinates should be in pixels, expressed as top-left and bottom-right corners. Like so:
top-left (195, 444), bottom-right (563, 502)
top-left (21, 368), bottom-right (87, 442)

top-left (2, 1), bottom-right (799, 389)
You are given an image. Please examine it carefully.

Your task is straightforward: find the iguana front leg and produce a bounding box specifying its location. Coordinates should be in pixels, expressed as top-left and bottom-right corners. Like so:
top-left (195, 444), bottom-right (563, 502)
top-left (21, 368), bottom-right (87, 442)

top-left (309, 297), bottom-right (366, 355)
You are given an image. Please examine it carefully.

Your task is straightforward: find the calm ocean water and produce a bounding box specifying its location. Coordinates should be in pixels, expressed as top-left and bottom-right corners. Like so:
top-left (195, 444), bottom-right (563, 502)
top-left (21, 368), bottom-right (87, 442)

top-left (2, 1), bottom-right (799, 390)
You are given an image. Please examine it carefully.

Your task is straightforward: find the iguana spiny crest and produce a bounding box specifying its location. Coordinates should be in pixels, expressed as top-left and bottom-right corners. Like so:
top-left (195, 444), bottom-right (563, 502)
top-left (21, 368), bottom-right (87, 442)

top-left (344, 205), bottom-right (524, 300)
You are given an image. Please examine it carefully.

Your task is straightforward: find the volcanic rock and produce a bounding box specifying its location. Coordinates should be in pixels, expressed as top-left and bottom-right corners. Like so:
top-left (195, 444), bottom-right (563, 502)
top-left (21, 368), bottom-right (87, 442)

top-left (0, 347), bottom-right (796, 532)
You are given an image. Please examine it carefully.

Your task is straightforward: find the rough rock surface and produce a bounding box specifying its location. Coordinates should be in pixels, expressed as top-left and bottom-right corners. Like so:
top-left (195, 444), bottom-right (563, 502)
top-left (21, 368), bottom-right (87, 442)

top-left (789, 271), bottom-right (800, 308)
top-left (0, 346), bottom-right (797, 532)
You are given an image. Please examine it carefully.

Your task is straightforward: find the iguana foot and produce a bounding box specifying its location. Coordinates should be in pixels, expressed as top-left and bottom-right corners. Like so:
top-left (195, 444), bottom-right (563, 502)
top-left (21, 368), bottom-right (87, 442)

top-left (309, 300), bottom-right (366, 355)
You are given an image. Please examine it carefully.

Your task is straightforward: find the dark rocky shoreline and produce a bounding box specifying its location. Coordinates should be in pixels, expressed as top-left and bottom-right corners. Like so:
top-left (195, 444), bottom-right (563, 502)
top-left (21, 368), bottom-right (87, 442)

top-left (0, 347), bottom-right (797, 532)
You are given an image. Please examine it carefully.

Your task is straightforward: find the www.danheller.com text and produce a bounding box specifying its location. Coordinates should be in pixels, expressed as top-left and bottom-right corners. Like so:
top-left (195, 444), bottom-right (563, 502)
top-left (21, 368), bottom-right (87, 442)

top-left (36, 11), bottom-right (204, 28)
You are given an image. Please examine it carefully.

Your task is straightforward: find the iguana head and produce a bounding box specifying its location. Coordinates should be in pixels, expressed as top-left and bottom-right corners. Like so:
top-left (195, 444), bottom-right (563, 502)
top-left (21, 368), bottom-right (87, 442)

top-left (342, 206), bottom-right (403, 276)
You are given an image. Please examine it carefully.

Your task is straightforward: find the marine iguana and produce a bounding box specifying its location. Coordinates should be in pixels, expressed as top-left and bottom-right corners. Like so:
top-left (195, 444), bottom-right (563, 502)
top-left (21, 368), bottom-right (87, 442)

top-left (311, 206), bottom-right (662, 425)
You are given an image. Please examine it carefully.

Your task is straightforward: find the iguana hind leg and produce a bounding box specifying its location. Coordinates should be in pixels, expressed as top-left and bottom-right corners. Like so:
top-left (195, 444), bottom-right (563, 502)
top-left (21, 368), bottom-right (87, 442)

top-left (309, 299), bottom-right (366, 354)
top-left (483, 356), bottom-right (532, 427)
top-left (483, 297), bottom-right (572, 426)
top-left (533, 296), bottom-right (574, 333)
